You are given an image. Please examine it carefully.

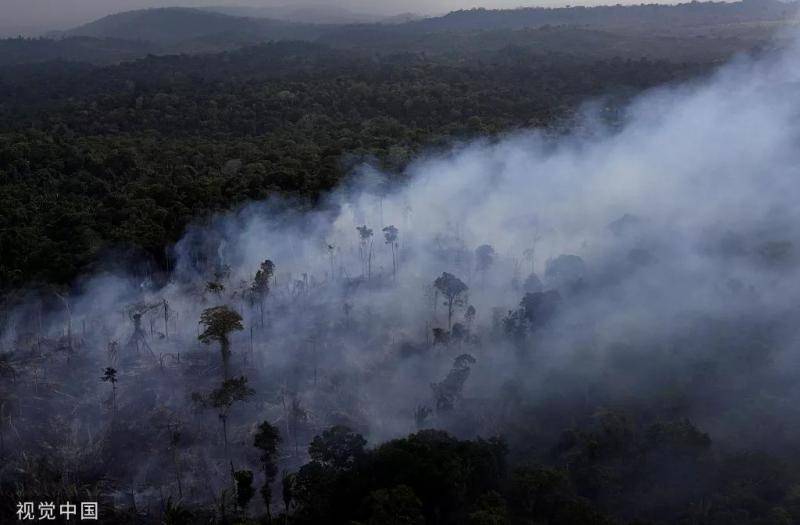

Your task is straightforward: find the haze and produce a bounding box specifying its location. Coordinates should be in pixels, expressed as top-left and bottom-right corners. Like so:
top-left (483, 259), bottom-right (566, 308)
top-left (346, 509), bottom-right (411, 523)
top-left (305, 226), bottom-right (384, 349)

top-left (3, 0), bottom-right (688, 33)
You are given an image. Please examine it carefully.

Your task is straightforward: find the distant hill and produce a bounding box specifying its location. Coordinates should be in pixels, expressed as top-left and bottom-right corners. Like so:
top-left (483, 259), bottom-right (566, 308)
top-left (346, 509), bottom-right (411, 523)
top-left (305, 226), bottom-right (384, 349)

top-left (318, 23), bottom-right (785, 62)
top-left (404, 0), bottom-right (797, 33)
top-left (203, 4), bottom-right (383, 25)
top-left (0, 36), bottom-right (157, 66)
top-left (54, 7), bottom-right (323, 45)
top-left (315, 0), bottom-right (797, 54)
top-left (2, 1), bottom-right (795, 67)
top-left (54, 1), bottom-right (796, 50)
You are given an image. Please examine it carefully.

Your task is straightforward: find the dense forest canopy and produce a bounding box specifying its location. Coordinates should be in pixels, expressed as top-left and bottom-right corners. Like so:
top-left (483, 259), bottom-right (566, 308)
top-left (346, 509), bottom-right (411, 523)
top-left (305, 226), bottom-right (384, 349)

top-left (0, 40), bottom-right (710, 291)
top-left (3, 2), bottom-right (800, 525)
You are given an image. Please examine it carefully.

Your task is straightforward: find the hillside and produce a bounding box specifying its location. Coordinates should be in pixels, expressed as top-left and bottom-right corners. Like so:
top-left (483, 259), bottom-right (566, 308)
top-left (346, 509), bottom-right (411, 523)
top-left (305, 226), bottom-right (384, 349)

top-left (4, 3), bottom-right (800, 525)
top-left (0, 1), bottom-right (787, 67)
top-left (56, 7), bottom-right (323, 45)
top-left (0, 36), bottom-right (157, 66)
top-left (3, 11), bottom-right (800, 523)
top-left (407, 0), bottom-right (798, 33)
top-left (203, 4), bottom-right (384, 24)
top-left (0, 39), bottom-right (709, 289)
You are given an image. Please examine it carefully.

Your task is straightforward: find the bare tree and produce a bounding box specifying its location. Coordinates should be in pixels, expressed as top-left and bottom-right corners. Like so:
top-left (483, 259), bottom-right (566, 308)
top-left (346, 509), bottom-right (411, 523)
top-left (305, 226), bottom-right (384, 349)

top-left (168, 422), bottom-right (184, 498)
top-left (125, 301), bottom-right (162, 358)
top-left (54, 291), bottom-right (72, 351)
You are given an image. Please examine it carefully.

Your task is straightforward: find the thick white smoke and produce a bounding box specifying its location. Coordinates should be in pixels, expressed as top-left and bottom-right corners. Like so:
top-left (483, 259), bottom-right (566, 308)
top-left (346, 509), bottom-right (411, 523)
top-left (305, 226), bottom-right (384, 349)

top-left (4, 30), bottom-right (800, 507)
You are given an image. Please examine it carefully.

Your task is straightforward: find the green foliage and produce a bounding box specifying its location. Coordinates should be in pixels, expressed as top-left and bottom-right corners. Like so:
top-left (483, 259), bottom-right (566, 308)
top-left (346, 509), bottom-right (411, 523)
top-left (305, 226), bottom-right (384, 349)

top-left (0, 42), bottom-right (706, 292)
top-left (251, 259), bottom-right (275, 299)
top-left (198, 305), bottom-right (244, 378)
top-left (208, 376), bottom-right (255, 413)
top-left (233, 469), bottom-right (255, 513)
top-left (198, 306), bottom-right (243, 345)
top-left (308, 425), bottom-right (367, 471)
top-left (434, 272), bottom-right (468, 301)
top-left (100, 367), bottom-right (117, 384)
top-left (254, 420), bottom-right (281, 513)
top-left (362, 485), bottom-right (424, 525)
top-left (163, 497), bottom-right (194, 525)
top-left (288, 429), bottom-right (508, 525)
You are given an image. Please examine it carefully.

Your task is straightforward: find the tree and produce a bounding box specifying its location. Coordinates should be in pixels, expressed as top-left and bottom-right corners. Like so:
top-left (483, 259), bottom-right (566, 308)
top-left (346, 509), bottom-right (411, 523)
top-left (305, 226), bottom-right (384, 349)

top-left (523, 273), bottom-right (543, 294)
top-left (252, 259), bottom-right (275, 327)
top-left (254, 421), bottom-right (282, 522)
top-left (468, 491), bottom-right (509, 525)
top-left (519, 291), bottom-right (561, 331)
top-left (199, 376), bottom-right (255, 455)
top-left (414, 405), bottom-right (432, 430)
top-left (327, 244), bottom-right (336, 282)
top-left (363, 485), bottom-right (424, 525)
top-left (464, 305), bottom-right (476, 333)
top-left (168, 424), bottom-right (184, 498)
top-left (383, 225), bottom-right (399, 280)
top-left (206, 281), bottom-right (225, 297)
top-left (431, 354), bottom-right (476, 412)
top-left (234, 469), bottom-right (255, 517)
top-left (509, 466), bottom-right (571, 520)
top-left (475, 244), bottom-right (495, 285)
top-left (198, 305), bottom-right (244, 379)
top-left (357, 225), bottom-right (374, 280)
top-left (308, 425), bottom-right (367, 471)
top-left (0, 394), bottom-right (11, 457)
top-left (282, 471), bottom-right (296, 522)
top-left (163, 497), bottom-right (193, 525)
top-left (434, 272), bottom-right (469, 331)
top-left (101, 367), bottom-right (118, 411)
top-left (288, 396), bottom-right (308, 456)
top-left (544, 254), bottom-right (585, 290)
top-left (54, 290), bottom-right (72, 351)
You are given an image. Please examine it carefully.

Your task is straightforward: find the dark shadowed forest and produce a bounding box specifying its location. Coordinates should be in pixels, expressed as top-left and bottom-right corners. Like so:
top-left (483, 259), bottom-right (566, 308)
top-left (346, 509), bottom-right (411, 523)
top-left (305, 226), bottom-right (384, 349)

top-left (2, 2), bottom-right (800, 524)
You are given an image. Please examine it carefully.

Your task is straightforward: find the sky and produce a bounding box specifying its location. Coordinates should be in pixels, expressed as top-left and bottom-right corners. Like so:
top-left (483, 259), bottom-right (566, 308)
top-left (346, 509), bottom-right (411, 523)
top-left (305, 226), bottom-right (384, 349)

top-left (1, 0), bottom-right (678, 32)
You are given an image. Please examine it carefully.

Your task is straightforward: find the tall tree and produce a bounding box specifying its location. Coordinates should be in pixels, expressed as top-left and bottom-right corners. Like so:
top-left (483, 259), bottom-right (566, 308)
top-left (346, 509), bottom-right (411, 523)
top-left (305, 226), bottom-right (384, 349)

top-left (234, 469), bottom-right (255, 518)
top-left (431, 354), bottom-right (476, 412)
top-left (383, 225), bottom-right (399, 280)
top-left (101, 367), bottom-right (118, 411)
top-left (198, 306), bottom-right (244, 379)
top-left (433, 272), bottom-right (468, 331)
top-left (254, 421), bottom-right (282, 523)
top-left (197, 376), bottom-right (255, 456)
top-left (251, 259), bottom-right (275, 327)
top-left (357, 225), bottom-right (374, 280)
top-left (308, 426), bottom-right (367, 471)
top-left (475, 244), bottom-right (496, 286)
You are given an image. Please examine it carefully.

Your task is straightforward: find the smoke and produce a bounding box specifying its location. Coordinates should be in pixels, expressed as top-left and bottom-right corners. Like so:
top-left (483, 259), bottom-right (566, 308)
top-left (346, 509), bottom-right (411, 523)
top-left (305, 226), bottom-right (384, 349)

top-left (4, 33), bottom-right (800, 511)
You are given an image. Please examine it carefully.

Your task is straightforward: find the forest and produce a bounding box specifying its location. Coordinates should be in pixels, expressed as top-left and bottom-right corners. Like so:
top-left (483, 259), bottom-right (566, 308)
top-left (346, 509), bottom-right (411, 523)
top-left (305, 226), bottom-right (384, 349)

top-left (0, 41), bottom-right (710, 290)
top-left (2, 2), bottom-right (800, 525)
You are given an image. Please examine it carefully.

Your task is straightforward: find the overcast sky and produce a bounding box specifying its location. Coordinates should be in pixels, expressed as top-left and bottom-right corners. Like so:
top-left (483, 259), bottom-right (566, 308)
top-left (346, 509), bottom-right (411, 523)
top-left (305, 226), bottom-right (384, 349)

top-left (1, 0), bottom-right (675, 31)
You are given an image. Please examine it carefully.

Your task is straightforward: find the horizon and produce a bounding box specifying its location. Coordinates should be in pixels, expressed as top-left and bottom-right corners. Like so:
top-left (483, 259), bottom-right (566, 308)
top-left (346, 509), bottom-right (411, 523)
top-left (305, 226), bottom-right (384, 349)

top-left (2, 0), bottom-right (725, 35)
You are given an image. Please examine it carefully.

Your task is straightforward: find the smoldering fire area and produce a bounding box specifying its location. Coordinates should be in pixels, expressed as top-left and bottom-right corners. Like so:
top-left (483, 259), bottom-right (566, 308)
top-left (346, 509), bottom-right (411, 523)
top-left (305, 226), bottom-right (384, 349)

top-left (3, 24), bottom-right (800, 525)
